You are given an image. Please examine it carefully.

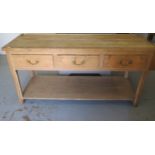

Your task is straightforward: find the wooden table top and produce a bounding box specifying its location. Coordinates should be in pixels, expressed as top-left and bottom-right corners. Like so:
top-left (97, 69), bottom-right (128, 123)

top-left (3, 34), bottom-right (155, 51)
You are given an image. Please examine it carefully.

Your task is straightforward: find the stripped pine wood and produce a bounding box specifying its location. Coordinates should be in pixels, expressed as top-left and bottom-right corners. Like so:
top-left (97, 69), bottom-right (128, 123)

top-left (23, 76), bottom-right (134, 101)
top-left (3, 34), bottom-right (155, 49)
top-left (2, 34), bottom-right (155, 105)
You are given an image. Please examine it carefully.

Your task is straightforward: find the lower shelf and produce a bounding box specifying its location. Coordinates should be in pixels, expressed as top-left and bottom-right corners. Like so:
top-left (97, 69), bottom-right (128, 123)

top-left (23, 76), bottom-right (134, 101)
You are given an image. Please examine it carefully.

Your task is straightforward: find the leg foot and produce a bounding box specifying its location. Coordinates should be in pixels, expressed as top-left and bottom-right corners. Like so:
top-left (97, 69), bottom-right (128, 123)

top-left (133, 101), bottom-right (139, 107)
top-left (133, 98), bottom-right (138, 107)
top-left (19, 98), bottom-right (25, 104)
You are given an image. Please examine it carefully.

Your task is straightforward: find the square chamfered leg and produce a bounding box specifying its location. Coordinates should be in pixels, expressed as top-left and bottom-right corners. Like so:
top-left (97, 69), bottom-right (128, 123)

top-left (133, 71), bottom-right (148, 107)
top-left (7, 54), bottom-right (25, 104)
top-left (133, 53), bottom-right (153, 107)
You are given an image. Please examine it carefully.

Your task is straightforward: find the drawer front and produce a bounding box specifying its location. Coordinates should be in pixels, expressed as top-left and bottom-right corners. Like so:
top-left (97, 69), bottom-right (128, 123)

top-left (12, 55), bottom-right (53, 69)
top-left (102, 55), bottom-right (149, 70)
top-left (55, 55), bottom-right (100, 69)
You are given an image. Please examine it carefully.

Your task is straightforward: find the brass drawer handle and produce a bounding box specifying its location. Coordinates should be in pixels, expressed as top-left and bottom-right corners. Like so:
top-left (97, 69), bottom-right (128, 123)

top-left (120, 59), bottom-right (133, 66)
top-left (26, 60), bottom-right (39, 65)
top-left (72, 59), bottom-right (85, 65)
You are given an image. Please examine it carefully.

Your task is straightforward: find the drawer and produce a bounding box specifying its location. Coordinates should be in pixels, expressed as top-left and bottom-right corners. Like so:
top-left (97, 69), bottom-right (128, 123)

top-left (102, 55), bottom-right (149, 70)
top-left (55, 55), bottom-right (100, 69)
top-left (11, 55), bottom-right (53, 69)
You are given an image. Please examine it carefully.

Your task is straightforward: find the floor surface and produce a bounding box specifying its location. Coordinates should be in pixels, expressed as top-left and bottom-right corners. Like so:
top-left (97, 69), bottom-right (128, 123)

top-left (0, 55), bottom-right (155, 121)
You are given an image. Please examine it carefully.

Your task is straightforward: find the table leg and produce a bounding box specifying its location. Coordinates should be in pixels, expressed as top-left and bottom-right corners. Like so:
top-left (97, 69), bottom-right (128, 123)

top-left (32, 71), bottom-right (37, 76)
top-left (124, 71), bottom-right (129, 78)
top-left (133, 71), bottom-right (148, 106)
top-left (7, 54), bottom-right (24, 104)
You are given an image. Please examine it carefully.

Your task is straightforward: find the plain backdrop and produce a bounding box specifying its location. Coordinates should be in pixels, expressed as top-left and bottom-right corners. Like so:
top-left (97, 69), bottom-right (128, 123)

top-left (0, 33), bottom-right (20, 54)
